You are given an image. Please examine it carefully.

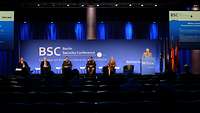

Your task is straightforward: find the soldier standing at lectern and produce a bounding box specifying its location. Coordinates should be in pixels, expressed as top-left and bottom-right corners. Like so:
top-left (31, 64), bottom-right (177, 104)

top-left (143, 48), bottom-right (152, 57)
top-left (86, 56), bottom-right (96, 75)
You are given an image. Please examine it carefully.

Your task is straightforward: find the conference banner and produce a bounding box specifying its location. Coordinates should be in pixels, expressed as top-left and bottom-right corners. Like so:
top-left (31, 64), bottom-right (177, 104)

top-left (169, 11), bottom-right (200, 47)
top-left (0, 11), bottom-right (14, 50)
top-left (20, 40), bottom-right (161, 74)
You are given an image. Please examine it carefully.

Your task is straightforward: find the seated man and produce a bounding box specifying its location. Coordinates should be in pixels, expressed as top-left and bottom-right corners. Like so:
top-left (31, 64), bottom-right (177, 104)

top-left (86, 56), bottom-right (96, 75)
top-left (62, 56), bottom-right (72, 76)
top-left (107, 56), bottom-right (116, 76)
top-left (16, 57), bottom-right (30, 76)
top-left (40, 57), bottom-right (51, 76)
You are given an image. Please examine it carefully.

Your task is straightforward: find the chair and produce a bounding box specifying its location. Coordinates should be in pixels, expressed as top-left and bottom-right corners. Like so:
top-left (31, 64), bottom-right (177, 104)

top-left (35, 67), bottom-right (41, 74)
top-left (80, 66), bottom-right (86, 74)
top-left (123, 65), bottom-right (134, 75)
top-left (56, 67), bottom-right (62, 74)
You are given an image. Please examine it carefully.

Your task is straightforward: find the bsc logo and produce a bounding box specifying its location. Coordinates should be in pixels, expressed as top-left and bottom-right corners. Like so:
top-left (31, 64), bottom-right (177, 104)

top-left (171, 13), bottom-right (178, 17)
top-left (39, 47), bottom-right (61, 56)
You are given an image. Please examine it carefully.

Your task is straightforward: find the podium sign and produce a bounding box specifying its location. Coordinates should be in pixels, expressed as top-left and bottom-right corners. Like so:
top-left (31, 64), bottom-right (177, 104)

top-left (141, 57), bottom-right (155, 75)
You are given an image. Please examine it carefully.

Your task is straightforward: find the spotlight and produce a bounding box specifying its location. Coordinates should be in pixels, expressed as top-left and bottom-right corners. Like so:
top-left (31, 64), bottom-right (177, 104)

top-left (192, 5), bottom-right (199, 11)
top-left (129, 4), bottom-right (132, 7)
top-left (154, 4), bottom-right (158, 7)
top-left (66, 4), bottom-right (70, 7)
top-left (96, 4), bottom-right (100, 7)
top-left (141, 4), bottom-right (144, 7)
top-left (81, 4), bottom-right (84, 7)
top-left (37, 3), bottom-right (40, 7)
top-left (24, 21), bottom-right (27, 24)
top-left (115, 3), bottom-right (118, 7)
top-left (51, 21), bottom-right (54, 23)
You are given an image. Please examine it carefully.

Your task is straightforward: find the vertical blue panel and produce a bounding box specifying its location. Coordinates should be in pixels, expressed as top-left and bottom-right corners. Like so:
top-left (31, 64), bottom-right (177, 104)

top-left (179, 49), bottom-right (191, 73)
top-left (0, 51), bottom-right (2, 74)
top-left (97, 22), bottom-right (106, 40)
top-left (179, 49), bottom-right (184, 73)
top-left (125, 22), bottom-right (134, 40)
top-left (185, 49), bottom-right (191, 68)
top-left (75, 22), bottom-right (85, 40)
top-left (150, 22), bottom-right (158, 40)
top-left (0, 51), bottom-right (7, 75)
top-left (20, 22), bottom-right (31, 40)
top-left (47, 22), bottom-right (57, 40)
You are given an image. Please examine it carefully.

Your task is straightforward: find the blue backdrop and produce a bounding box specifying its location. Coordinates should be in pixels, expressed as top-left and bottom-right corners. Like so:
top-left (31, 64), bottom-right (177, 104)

top-left (20, 40), bottom-right (160, 74)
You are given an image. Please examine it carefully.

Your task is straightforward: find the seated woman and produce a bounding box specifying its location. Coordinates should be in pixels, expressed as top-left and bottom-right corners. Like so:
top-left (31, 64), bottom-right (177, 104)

top-left (86, 56), bottom-right (96, 75)
top-left (107, 56), bottom-right (116, 76)
top-left (40, 57), bottom-right (51, 76)
top-left (17, 57), bottom-right (30, 76)
top-left (62, 56), bottom-right (72, 76)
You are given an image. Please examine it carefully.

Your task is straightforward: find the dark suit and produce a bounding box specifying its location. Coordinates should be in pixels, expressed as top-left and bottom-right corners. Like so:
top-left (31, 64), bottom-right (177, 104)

top-left (40, 61), bottom-right (51, 75)
top-left (62, 60), bottom-right (72, 76)
top-left (17, 61), bottom-right (30, 76)
top-left (86, 59), bottom-right (96, 75)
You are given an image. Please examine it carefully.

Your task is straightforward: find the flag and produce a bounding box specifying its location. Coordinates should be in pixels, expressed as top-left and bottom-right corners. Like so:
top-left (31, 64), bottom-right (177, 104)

top-left (171, 47), bottom-right (175, 72)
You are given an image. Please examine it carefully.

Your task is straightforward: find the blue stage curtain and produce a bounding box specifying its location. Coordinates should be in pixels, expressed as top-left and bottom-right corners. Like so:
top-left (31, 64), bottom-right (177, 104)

top-left (75, 22), bottom-right (85, 40)
top-left (0, 51), bottom-right (13, 75)
top-left (97, 22), bottom-right (106, 40)
top-left (150, 22), bottom-right (158, 40)
top-left (179, 49), bottom-right (191, 73)
top-left (125, 22), bottom-right (134, 40)
top-left (47, 22), bottom-right (57, 40)
top-left (20, 22), bottom-right (31, 40)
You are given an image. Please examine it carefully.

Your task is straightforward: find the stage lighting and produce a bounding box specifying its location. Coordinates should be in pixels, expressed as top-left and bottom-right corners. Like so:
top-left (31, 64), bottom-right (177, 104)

top-left (141, 4), bottom-right (144, 7)
top-left (192, 5), bottom-right (199, 11)
top-left (115, 3), bottom-right (118, 7)
top-left (154, 4), bottom-right (158, 7)
top-left (129, 4), bottom-right (132, 7)
top-left (81, 4), bottom-right (85, 7)
top-left (96, 4), bottom-right (100, 7)
top-left (24, 21), bottom-right (27, 24)
top-left (66, 4), bottom-right (70, 7)
top-left (37, 3), bottom-right (40, 7)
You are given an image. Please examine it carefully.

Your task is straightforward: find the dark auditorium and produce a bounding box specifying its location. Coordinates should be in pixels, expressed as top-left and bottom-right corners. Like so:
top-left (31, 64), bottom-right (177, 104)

top-left (0, 0), bottom-right (200, 113)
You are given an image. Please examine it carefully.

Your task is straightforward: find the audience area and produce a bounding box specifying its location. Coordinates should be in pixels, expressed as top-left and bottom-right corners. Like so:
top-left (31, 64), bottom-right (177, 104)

top-left (0, 74), bottom-right (199, 113)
